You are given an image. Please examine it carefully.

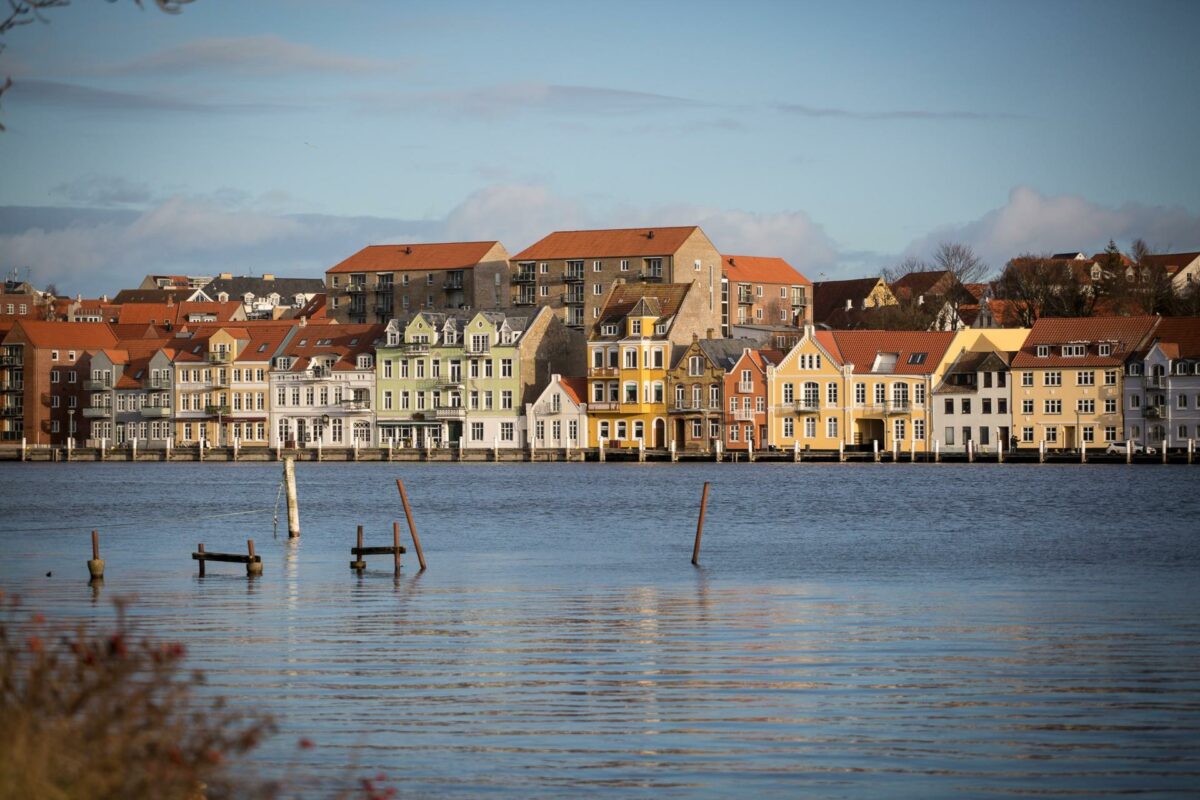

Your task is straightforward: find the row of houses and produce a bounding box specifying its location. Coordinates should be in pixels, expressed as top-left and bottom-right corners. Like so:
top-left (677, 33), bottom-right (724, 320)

top-left (1, 278), bottom-right (1197, 454)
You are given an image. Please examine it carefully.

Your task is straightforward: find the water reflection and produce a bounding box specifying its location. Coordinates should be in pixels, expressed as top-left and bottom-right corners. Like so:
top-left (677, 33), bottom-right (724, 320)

top-left (1, 462), bottom-right (1198, 797)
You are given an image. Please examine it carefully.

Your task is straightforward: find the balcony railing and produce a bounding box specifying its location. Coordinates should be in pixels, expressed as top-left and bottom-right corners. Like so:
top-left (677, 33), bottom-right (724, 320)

top-left (1, 406), bottom-right (23, 417)
top-left (464, 342), bottom-right (490, 355)
top-left (563, 270), bottom-right (585, 283)
top-left (737, 381), bottom-right (754, 393)
top-left (204, 404), bottom-right (232, 417)
top-left (733, 409), bottom-right (757, 421)
top-left (374, 284), bottom-right (394, 294)
top-left (140, 406), bottom-right (171, 418)
top-left (82, 407), bottom-right (112, 419)
top-left (207, 351), bottom-right (232, 363)
top-left (589, 366), bottom-right (619, 378)
top-left (513, 271), bottom-right (536, 283)
top-left (344, 284), bottom-right (366, 293)
top-left (342, 399), bottom-right (371, 410)
top-left (443, 277), bottom-right (464, 290)
top-left (400, 342), bottom-right (430, 354)
top-left (589, 400), bottom-right (620, 412)
top-left (887, 401), bottom-right (911, 414)
top-left (0, 355), bottom-right (22, 366)
top-left (84, 379), bottom-right (109, 391)
top-left (1143, 405), bottom-right (1164, 419)
top-left (795, 399), bottom-right (821, 412)
top-left (433, 406), bottom-right (467, 419)
top-left (1144, 375), bottom-right (1166, 388)
top-left (564, 289), bottom-right (585, 304)
top-left (1, 380), bottom-right (24, 392)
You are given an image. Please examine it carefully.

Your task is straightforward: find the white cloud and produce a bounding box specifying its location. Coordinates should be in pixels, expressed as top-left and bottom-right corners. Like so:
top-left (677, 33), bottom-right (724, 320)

top-left (904, 185), bottom-right (1200, 271)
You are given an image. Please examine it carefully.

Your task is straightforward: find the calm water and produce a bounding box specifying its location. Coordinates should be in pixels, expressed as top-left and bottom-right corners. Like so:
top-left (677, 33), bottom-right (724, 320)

top-left (1, 462), bottom-right (1198, 798)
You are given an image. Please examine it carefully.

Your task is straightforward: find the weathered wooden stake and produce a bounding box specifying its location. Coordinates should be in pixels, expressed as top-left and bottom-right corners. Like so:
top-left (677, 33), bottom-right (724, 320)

top-left (691, 481), bottom-right (710, 566)
top-left (599, 438), bottom-right (606, 463)
top-left (87, 529), bottom-right (104, 580)
top-left (351, 525), bottom-right (366, 571)
top-left (396, 478), bottom-right (426, 571)
top-left (1081, 440), bottom-right (1087, 464)
top-left (1039, 439), bottom-right (1046, 464)
top-left (283, 456), bottom-right (300, 538)
top-left (393, 521), bottom-right (402, 575)
top-left (1126, 439), bottom-right (1133, 464)
top-left (1189, 438), bottom-right (1194, 465)
top-left (246, 539), bottom-right (263, 576)
top-left (197, 543), bottom-right (205, 577)
top-left (934, 440), bottom-right (941, 463)
top-left (839, 440), bottom-right (846, 462)
top-left (873, 439), bottom-right (879, 462)
top-left (131, 438), bottom-right (137, 462)
top-left (1162, 439), bottom-right (1168, 464)
top-left (892, 439), bottom-right (899, 463)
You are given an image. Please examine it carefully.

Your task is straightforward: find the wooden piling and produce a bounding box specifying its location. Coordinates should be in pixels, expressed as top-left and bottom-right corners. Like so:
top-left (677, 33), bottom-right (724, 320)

top-left (393, 521), bottom-right (402, 575)
top-left (396, 479), bottom-right (426, 571)
top-left (87, 529), bottom-right (104, 580)
top-left (1162, 439), bottom-right (1168, 464)
top-left (283, 457), bottom-right (300, 539)
top-left (197, 543), bottom-right (205, 577)
top-left (246, 539), bottom-right (263, 576)
top-left (351, 525), bottom-right (366, 571)
top-left (691, 481), bottom-right (710, 566)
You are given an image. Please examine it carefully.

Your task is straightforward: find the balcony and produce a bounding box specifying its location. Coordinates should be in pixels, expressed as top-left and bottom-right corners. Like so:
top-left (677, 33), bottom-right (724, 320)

top-left (433, 406), bottom-right (467, 419)
top-left (344, 284), bottom-right (366, 293)
top-left (513, 271), bottom-right (536, 284)
top-left (399, 342), bottom-right (430, 354)
top-left (84, 379), bottom-right (110, 391)
top-left (795, 399), bottom-right (821, 412)
top-left (140, 406), bottom-right (171, 418)
top-left (733, 409), bottom-right (757, 421)
top-left (887, 401), bottom-right (911, 414)
top-left (514, 290), bottom-right (536, 306)
top-left (0, 380), bottom-right (23, 392)
top-left (342, 398), bottom-right (371, 410)
top-left (638, 271), bottom-right (663, 283)
top-left (436, 377), bottom-right (464, 390)
top-left (590, 366), bottom-right (619, 378)
top-left (204, 404), bottom-right (232, 417)
top-left (374, 304), bottom-right (394, 315)
top-left (563, 270), bottom-right (585, 284)
top-left (0, 355), bottom-right (22, 366)
top-left (443, 276), bottom-right (464, 291)
top-left (1143, 405), bottom-right (1164, 419)
top-left (589, 400), bottom-right (620, 412)
top-left (464, 341), bottom-right (490, 355)
top-left (374, 284), bottom-right (394, 294)
top-left (1, 406), bottom-right (22, 417)
top-left (1144, 375), bottom-right (1166, 388)
top-left (82, 406), bottom-right (112, 419)
top-left (737, 381), bottom-right (754, 393)
top-left (564, 291), bottom-right (585, 305)
top-left (207, 351), bottom-right (232, 363)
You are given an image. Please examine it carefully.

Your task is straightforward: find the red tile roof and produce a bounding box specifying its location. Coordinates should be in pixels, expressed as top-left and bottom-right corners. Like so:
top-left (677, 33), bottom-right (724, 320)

top-left (1140, 252), bottom-right (1200, 276)
top-left (277, 323), bottom-right (386, 370)
top-left (828, 330), bottom-right (957, 375)
top-left (559, 376), bottom-right (587, 405)
top-left (1011, 316), bottom-right (1159, 368)
top-left (117, 301), bottom-right (242, 326)
top-left (514, 227), bottom-right (699, 260)
top-left (722, 255), bottom-right (811, 286)
top-left (595, 283), bottom-right (691, 332)
top-left (326, 242), bottom-right (502, 274)
top-left (9, 320), bottom-right (118, 350)
top-left (1147, 317), bottom-right (1200, 359)
top-left (811, 277), bottom-right (887, 323)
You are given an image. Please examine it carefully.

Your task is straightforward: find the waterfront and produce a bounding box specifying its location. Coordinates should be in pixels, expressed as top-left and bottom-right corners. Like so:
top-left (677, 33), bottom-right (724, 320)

top-left (1, 462), bottom-right (1198, 797)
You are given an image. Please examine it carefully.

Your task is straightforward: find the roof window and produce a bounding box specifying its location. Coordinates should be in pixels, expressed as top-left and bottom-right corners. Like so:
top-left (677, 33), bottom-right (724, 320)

top-left (907, 352), bottom-right (927, 365)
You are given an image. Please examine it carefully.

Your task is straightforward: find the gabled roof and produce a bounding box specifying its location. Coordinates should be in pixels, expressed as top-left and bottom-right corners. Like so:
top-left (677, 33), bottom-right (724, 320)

top-left (890, 270), bottom-right (955, 300)
top-left (697, 337), bottom-right (764, 372)
top-left (827, 330), bottom-right (956, 375)
top-left (1011, 316), bottom-right (1159, 368)
top-left (117, 301), bottom-right (243, 326)
top-left (722, 255), bottom-right (811, 286)
top-left (1140, 252), bottom-right (1200, 276)
top-left (514, 226), bottom-right (700, 260)
top-left (811, 277), bottom-right (887, 323)
top-left (205, 276), bottom-right (325, 298)
top-left (8, 320), bottom-right (118, 350)
top-left (1146, 317), bottom-right (1200, 360)
top-left (327, 242), bottom-right (503, 274)
top-left (113, 289), bottom-right (179, 304)
top-left (595, 283), bottom-right (691, 334)
top-left (559, 376), bottom-right (587, 405)
top-left (234, 324), bottom-right (296, 362)
top-left (276, 323), bottom-right (385, 371)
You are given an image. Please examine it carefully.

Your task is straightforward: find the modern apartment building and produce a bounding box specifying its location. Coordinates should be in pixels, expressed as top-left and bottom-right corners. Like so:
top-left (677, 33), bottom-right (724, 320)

top-left (721, 255), bottom-right (812, 330)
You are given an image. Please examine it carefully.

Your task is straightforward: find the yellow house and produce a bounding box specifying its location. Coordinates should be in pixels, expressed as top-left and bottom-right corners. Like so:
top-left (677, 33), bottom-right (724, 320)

top-left (767, 326), bottom-right (958, 452)
top-left (588, 284), bottom-right (701, 448)
top-left (1010, 316), bottom-right (1159, 450)
top-left (766, 327), bottom-right (850, 450)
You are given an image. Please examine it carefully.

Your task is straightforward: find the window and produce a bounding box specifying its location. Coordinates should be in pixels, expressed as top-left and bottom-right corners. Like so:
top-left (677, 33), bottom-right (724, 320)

top-left (593, 261), bottom-right (602, 272)
top-left (945, 427), bottom-right (955, 445)
top-left (500, 359), bottom-right (513, 378)
top-left (708, 384), bottom-right (719, 408)
top-left (982, 398), bottom-right (992, 414)
top-left (539, 263), bottom-right (548, 274)
top-left (1179, 424), bottom-right (1189, 440)
top-left (1077, 371), bottom-right (1095, 386)
top-left (1077, 399), bottom-right (1095, 414)
top-left (1104, 398), bottom-right (1117, 414)
top-left (998, 398), bottom-right (1008, 414)
top-left (907, 352), bottom-right (927, 365)
top-left (1130, 394), bottom-right (1141, 409)
top-left (630, 319), bottom-right (642, 335)
top-left (1082, 425), bottom-right (1095, 443)
top-left (1105, 370), bottom-right (1118, 385)
top-left (1046, 426), bottom-right (1058, 444)
top-left (1036, 345), bottom-right (1049, 357)
top-left (597, 421), bottom-right (609, 441)
top-left (383, 391), bottom-right (393, 410)
top-left (826, 383), bottom-right (838, 406)
top-left (1061, 344), bottom-right (1085, 357)
top-left (620, 259), bottom-right (629, 272)
top-left (1104, 426), bottom-right (1117, 442)
top-left (652, 349), bottom-right (664, 368)
top-left (983, 372), bottom-right (992, 388)
top-left (383, 360), bottom-right (393, 379)
top-left (51, 350), bottom-right (59, 361)
top-left (539, 286), bottom-right (549, 297)
top-left (961, 398), bottom-right (971, 414)
top-left (855, 383), bottom-right (866, 405)
top-left (594, 284), bottom-right (604, 295)
top-left (894, 418), bottom-right (906, 441)
top-left (730, 425), bottom-right (739, 442)
top-left (1022, 426), bottom-right (1034, 443)
top-left (998, 372), bottom-right (1007, 388)
top-left (1044, 371), bottom-right (1061, 386)
top-left (914, 384), bottom-right (925, 405)
top-left (500, 422), bottom-right (514, 442)
top-left (1177, 393), bottom-right (1189, 409)
top-left (1044, 399), bottom-right (1062, 414)
top-left (826, 417), bottom-right (838, 438)
top-left (782, 383), bottom-right (794, 404)
top-left (1099, 343), bottom-right (1112, 356)
top-left (782, 417), bottom-right (794, 438)
top-left (874, 383), bottom-right (885, 405)
top-left (51, 369), bottom-right (60, 383)
top-left (914, 419), bottom-right (925, 440)
top-left (624, 383), bottom-right (638, 403)
top-left (615, 421), bottom-right (627, 440)
top-left (501, 390), bottom-right (513, 409)
top-left (1022, 372), bottom-right (1033, 387)
top-left (803, 417), bottom-right (816, 438)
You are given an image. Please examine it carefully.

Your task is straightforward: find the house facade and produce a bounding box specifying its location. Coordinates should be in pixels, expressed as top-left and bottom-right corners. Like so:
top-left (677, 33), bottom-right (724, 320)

top-left (721, 255), bottom-right (812, 330)
top-left (1123, 317), bottom-right (1200, 449)
top-left (325, 242), bottom-right (511, 324)
top-left (525, 374), bottom-right (589, 449)
top-left (1010, 316), bottom-right (1159, 451)
top-left (666, 335), bottom-right (760, 452)
top-left (722, 347), bottom-right (777, 452)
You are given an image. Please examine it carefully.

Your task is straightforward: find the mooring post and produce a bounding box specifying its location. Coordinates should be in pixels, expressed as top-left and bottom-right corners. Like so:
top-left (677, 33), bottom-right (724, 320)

top-left (793, 440), bottom-right (800, 463)
top-left (1081, 440), bottom-right (1087, 464)
top-left (1126, 439), bottom-right (1133, 464)
top-left (691, 481), bottom-right (710, 566)
top-left (1189, 438), bottom-right (1195, 465)
top-left (166, 437), bottom-right (172, 461)
top-left (283, 456), bottom-right (300, 539)
top-left (20, 436), bottom-right (26, 462)
top-left (910, 439), bottom-right (916, 462)
top-left (638, 437), bottom-right (645, 463)
top-left (233, 435), bottom-right (240, 461)
top-left (247, 539), bottom-right (263, 576)
top-left (354, 439), bottom-right (360, 462)
top-left (317, 436), bottom-right (322, 462)
top-left (1162, 438), bottom-right (1168, 464)
top-left (275, 441), bottom-right (281, 461)
top-left (458, 438), bottom-right (465, 462)
top-left (670, 439), bottom-right (678, 462)
top-left (393, 521), bottom-right (402, 575)
top-left (997, 431), bottom-right (1005, 464)
top-left (131, 438), bottom-right (137, 462)
top-left (748, 439), bottom-right (755, 463)
top-left (968, 440), bottom-right (975, 463)
top-left (351, 525), bottom-right (366, 571)
top-left (198, 438), bottom-right (204, 462)
top-left (396, 479), bottom-right (426, 570)
top-left (599, 438), bottom-right (605, 463)
top-left (1039, 439), bottom-right (1046, 464)
top-left (873, 439), bottom-right (879, 463)
top-left (197, 543), bottom-right (205, 577)
top-left (714, 439), bottom-right (722, 463)
top-left (87, 529), bottom-right (104, 581)
top-left (892, 439), bottom-right (899, 463)
top-left (934, 440), bottom-right (941, 463)
top-left (67, 436), bottom-right (72, 462)
top-left (493, 436), bottom-right (499, 462)
top-left (839, 440), bottom-right (845, 463)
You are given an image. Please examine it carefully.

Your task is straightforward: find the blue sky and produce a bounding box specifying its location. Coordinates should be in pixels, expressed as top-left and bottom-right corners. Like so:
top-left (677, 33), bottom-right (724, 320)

top-left (1, 0), bottom-right (1198, 295)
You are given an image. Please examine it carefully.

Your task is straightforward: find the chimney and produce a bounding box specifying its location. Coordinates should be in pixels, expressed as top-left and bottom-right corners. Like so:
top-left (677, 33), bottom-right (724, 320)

top-left (263, 273), bottom-right (275, 281)
top-left (647, 230), bottom-right (655, 240)
top-left (692, 331), bottom-right (699, 343)
top-left (845, 298), bottom-right (852, 311)
top-left (728, 257), bottom-right (735, 266)
top-left (299, 316), bottom-right (307, 327)
top-left (404, 246), bottom-right (413, 255)
top-left (706, 328), bottom-right (714, 339)
top-left (219, 272), bottom-right (233, 280)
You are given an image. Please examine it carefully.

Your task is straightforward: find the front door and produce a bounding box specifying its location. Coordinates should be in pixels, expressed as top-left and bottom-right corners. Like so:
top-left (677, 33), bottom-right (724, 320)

top-left (653, 419), bottom-right (665, 448)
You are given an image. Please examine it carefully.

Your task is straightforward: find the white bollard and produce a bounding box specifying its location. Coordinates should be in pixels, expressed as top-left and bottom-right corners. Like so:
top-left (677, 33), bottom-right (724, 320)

top-left (1188, 438), bottom-right (1194, 465)
top-left (872, 439), bottom-right (879, 462)
top-left (67, 436), bottom-right (73, 462)
top-left (599, 437), bottom-right (605, 463)
top-left (1081, 440), bottom-right (1086, 463)
top-left (839, 440), bottom-right (845, 462)
top-left (21, 436), bottom-right (26, 461)
top-left (1126, 439), bottom-right (1133, 464)
top-left (1162, 438), bottom-right (1168, 464)
top-left (934, 439), bottom-right (940, 463)
top-left (892, 439), bottom-right (899, 463)
top-left (317, 436), bottom-right (322, 462)
top-left (748, 439), bottom-right (754, 462)
top-left (1039, 439), bottom-right (1046, 463)
top-left (132, 438), bottom-right (137, 462)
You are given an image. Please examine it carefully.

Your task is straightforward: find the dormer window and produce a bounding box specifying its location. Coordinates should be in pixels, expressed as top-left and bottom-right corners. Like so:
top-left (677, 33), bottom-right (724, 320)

top-left (630, 319), bottom-right (642, 335)
top-left (655, 323), bottom-right (667, 335)
top-left (601, 324), bottom-right (618, 336)
top-left (1036, 345), bottom-right (1049, 357)
top-left (357, 355), bottom-right (373, 370)
top-left (1061, 344), bottom-right (1085, 357)
top-left (1098, 343), bottom-right (1112, 357)
top-left (907, 352), bottom-right (927, 365)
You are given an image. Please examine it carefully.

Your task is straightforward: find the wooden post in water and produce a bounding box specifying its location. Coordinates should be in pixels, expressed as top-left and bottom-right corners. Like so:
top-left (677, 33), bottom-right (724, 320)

top-left (131, 438), bottom-right (137, 462)
top-left (670, 439), bottom-right (678, 462)
top-left (638, 437), bottom-right (646, 463)
top-left (66, 436), bottom-right (72, 462)
top-left (793, 440), bottom-right (800, 463)
top-left (1162, 438), bottom-right (1168, 464)
top-left (392, 521), bottom-right (402, 575)
top-left (87, 530), bottom-right (104, 580)
top-left (1126, 439), bottom-right (1133, 464)
top-left (317, 436), bottom-right (322, 462)
top-left (934, 440), bottom-right (941, 463)
top-left (20, 436), bottom-right (26, 461)
top-left (246, 539), bottom-right (263, 576)
top-left (396, 479), bottom-right (426, 571)
top-left (599, 438), bottom-right (605, 463)
top-left (997, 431), bottom-right (1005, 464)
top-left (197, 543), bottom-right (205, 577)
top-left (351, 525), bottom-right (366, 571)
top-left (910, 439), bottom-right (915, 462)
top-left (166, 437), bottom-right (172, 461)
top-left (691, 481), bottom-right (710, 566)
top-left (1081, 440), bottom-right (1087, 464)
top-left (968, 440), bottom-right (975, 463)
top-left (892, 439), bottom-right (899, 463)
top-left (283, 457), bottom-right (300, 539)
top-left (1189, 438), bottom-right (1194, 465)
top-left (1039, 439), bottom-right (1046, 464)
top-left (839, 440), bottom-right (845, 463)
top-left (748, 439), bottom-right (755, 463)
top-left (873, 439), bottom-right (879, 463)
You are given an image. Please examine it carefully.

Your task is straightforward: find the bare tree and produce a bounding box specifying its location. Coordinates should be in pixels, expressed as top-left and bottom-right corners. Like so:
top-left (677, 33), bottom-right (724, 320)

top-left (1, 0), bottom-right (192, 131)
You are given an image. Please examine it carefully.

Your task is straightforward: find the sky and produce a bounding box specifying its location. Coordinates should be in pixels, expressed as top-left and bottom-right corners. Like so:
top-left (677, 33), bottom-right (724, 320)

top-left (1, 0), bottom-right (1198, 296)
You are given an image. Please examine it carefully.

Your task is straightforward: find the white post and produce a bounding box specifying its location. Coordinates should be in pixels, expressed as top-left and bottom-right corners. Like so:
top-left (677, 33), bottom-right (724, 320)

top-left (872, 439), bottom-right (879, 462)
top-left (493, 435), bottom-right (499, 462)
top-left (892, 439), bottom-right (899, 463)
top-left (1039, 439), bottom-right (1046, 463)
top-left (1126, 439), bottom-right (1133, 464)
top-left (131, 438), bottom-right (137, 462)
top-left (714, 438), bottom-right (722, 462)
top-left (199, 437), bottom-right (204, 462)
top-left (670, 439), bottom-right (677, 462)
top-left (748, 438), bottom-right (754, 462)
top-left (459, 437), bottom-right (465, 461)
top-left (283, 456), bottom-right (300, 538)
top-left (934, 439), bottom-right (940, 463)
top-left (317, 435), bottom-right (322, 462)
top-left (67, 436), bottom-right (73, 462)
top-left (1162, 438), bottom-right (1168, 464)
top-left (967, 439), bottom-right (975, 463)
top-left (20, 436), bottom-right (26, 462)
top-left (793, 439), bottom-right (800, 462)
top-left (166, 436), bottom-right (172, 461)
top-left (233, 435), bottom-right (239, 461)
top-left (638, 437), bottom-right (645, 462)
top-left (353, 438), bottom-right (359, 461)
top-left (997, 429), bottom-right (1004, 464)
top-left (1081, 440), bottom-right (1087, 464)
top-left (839, 440), bottom-right (845, 462)
top-left (1188, 438), bottom-right (1194, 465)
top-left (910, 438), bottom-right (915, 462)
top-left (599, 437), bottom-right (606, 463)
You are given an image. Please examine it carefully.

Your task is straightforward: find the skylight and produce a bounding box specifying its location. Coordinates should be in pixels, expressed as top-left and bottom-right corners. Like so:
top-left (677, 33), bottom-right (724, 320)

top-left (871, 352), bottom-right (898, 372)
top-left (907, 352), bottom-right (927, 365)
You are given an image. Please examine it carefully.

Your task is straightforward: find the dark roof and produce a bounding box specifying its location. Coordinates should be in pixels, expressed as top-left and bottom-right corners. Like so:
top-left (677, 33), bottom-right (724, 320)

top-left (811, 277), bottom-right (884, 323)
top-left (698, 337), bottom-right (763, 372)
top-left (594, 283), bottom-right (691, 335)
top-left (112, 289), bottom-right (177, 304)
top-left (205, 276), bottom-right (325, 299)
